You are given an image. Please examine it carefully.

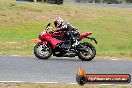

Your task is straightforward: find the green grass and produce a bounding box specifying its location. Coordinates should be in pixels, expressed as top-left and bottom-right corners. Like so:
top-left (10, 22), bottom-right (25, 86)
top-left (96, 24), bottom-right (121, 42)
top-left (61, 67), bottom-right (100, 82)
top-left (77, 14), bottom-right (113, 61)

top-left (0, 0), bottom-right (132, 58)
top-left (64, 0), bottom-right (75, 2)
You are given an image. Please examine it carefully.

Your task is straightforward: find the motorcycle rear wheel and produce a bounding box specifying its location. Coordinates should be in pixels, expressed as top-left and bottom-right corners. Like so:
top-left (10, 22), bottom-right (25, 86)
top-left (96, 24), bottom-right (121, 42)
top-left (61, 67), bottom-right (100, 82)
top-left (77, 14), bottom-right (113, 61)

top-left (34, 42), bottom-right (52, 60)
top-left (78, 42), bottom-right (96, 61)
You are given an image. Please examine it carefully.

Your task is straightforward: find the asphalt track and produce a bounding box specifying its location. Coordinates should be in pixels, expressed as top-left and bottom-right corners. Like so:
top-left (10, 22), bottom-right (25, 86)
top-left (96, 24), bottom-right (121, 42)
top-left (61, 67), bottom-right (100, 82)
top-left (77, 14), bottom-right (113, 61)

top-left (0, 56), bottom-right (132, 85)
top-left (64, 2), bottom-right (132, 8)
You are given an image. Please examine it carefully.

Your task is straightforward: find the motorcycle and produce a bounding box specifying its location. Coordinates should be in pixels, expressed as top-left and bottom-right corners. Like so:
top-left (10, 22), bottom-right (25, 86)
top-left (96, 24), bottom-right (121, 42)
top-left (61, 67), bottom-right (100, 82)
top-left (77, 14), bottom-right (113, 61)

top-left (33, 23), bottom-right (97, 61)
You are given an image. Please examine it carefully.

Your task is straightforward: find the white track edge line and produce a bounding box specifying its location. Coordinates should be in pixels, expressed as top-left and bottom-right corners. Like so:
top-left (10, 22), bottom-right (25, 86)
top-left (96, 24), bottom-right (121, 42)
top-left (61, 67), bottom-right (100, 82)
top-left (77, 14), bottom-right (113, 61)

top-left (112, 59), bottom-right (118, 60)
top-left (0, 81), bottom-right (131, 86)
top-left (11, 55), bottom-right (21, 57)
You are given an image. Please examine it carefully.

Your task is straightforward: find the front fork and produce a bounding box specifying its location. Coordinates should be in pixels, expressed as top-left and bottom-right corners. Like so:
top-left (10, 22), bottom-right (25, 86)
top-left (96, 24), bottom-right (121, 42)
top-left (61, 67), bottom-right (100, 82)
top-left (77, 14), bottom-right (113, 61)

top-left (40, 41), bottom-right (50, 52)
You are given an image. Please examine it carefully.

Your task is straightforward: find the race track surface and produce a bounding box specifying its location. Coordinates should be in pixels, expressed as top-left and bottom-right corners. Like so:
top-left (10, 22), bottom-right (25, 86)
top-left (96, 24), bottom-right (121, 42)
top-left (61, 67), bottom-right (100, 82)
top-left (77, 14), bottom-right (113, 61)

top-left (64, 2), bottom-right (132, 8)
top-left (0, 56), bottom-right (131, 84)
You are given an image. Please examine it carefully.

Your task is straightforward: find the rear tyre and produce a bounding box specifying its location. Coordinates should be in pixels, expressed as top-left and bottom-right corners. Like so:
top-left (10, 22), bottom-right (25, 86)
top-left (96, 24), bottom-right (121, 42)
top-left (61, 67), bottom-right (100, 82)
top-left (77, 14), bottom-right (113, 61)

top-left (34, 42), bottom-right (52, 60)
top-left (78, 42), bottom-right (96, 61)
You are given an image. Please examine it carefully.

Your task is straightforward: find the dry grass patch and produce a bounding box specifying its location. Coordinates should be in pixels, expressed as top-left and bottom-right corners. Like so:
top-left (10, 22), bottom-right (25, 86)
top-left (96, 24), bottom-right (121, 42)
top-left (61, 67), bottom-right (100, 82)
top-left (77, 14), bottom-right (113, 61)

top-left (0, 83), bottom-right (131, 88)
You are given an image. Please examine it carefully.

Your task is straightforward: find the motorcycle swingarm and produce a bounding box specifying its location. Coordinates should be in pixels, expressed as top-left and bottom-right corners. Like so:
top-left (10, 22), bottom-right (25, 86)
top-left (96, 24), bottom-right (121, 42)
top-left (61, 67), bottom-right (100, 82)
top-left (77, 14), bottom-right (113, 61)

top-left (75, 45), bottom-right (89, 52)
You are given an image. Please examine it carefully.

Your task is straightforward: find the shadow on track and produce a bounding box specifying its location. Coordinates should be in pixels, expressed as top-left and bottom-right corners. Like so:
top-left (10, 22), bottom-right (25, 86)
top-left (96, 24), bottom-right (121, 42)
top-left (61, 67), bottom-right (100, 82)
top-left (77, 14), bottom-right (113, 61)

top-left (34, 57), bottom-right (95, 62)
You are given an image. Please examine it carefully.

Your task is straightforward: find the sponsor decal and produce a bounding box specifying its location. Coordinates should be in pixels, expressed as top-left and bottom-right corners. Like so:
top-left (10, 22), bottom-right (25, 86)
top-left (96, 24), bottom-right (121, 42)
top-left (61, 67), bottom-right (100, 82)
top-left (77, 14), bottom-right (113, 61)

top-left (76, 67), bottom-right (131, 85)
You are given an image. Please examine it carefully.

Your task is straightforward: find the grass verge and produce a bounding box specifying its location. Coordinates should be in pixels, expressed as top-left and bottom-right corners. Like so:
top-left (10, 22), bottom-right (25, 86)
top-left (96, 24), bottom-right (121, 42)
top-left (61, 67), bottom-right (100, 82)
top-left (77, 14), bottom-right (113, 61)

top-left (0, 83), bottom-right (131, 88)
top-left (0, 0), bottom-right (132, 58)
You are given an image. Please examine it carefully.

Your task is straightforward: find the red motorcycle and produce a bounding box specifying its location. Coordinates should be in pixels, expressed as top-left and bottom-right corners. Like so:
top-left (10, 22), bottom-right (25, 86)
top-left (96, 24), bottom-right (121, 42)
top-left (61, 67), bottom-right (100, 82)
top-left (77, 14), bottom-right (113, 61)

top-left (34, 23), bottom-right (97, 61)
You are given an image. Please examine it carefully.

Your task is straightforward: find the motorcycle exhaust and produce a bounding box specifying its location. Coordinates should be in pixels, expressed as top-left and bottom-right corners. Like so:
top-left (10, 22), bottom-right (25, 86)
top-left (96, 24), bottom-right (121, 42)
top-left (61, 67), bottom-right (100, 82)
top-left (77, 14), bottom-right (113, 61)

top-left (64, 53), bottom-right (76, 57)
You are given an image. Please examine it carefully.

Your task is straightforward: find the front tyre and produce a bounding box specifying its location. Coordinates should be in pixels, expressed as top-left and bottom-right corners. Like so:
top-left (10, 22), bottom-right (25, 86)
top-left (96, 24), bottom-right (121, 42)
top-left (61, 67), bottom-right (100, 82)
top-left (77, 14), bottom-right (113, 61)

top-left (34, 42), bottom-right (52, 60)
top-left (78, 43), bottom-right (96, 61)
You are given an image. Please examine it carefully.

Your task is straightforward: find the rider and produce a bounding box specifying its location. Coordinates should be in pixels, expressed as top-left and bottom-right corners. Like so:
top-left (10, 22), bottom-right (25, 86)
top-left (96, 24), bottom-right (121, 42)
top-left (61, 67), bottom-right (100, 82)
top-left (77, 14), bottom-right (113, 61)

top-left (54, 17), bottom-right (80, 47)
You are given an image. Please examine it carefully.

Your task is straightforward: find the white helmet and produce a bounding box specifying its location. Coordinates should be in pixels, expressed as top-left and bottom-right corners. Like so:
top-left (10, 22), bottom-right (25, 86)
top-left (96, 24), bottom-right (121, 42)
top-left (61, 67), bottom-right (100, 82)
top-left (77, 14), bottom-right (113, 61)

top-left (54, 17), bottom-right (63, 28)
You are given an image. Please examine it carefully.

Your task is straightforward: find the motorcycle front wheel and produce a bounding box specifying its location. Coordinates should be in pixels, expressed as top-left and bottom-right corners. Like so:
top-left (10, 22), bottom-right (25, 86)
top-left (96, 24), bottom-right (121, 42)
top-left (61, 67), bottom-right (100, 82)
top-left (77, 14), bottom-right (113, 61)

top-left (78, 42), bottom-right (96, 61)
top-left (34, 42), bottom-right (52, 60)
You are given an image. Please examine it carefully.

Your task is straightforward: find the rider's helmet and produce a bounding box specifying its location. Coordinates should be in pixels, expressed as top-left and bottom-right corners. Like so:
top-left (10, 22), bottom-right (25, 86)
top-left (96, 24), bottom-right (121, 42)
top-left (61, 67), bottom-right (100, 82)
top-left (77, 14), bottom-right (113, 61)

top-left (54, 17), bottom-right (63, 28)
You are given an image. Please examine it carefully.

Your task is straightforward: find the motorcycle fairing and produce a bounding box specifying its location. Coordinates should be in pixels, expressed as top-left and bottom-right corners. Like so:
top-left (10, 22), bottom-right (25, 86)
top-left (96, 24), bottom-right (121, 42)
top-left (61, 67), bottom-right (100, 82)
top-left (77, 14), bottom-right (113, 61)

top-left (51, 31), bottom-right (66, 38)
top-left (41, 33), bottom-right (64, 48)
top-left (80, 32), bottom-right (92, 39)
